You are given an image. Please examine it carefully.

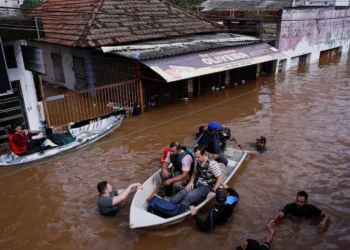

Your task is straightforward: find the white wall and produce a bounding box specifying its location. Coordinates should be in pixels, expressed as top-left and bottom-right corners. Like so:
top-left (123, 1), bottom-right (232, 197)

top-left (32, 42), bottom-right (76, 90)
top-left (3, 40), bottom-right (42, 131)
top-left (0, 0), bottom-right (20, 16)
top-left (276, 7), bottom-right (350, 71)
top-left (336, 0), bottom-right (350, 6)
top-left (0, 0), bottom-right (19, 8)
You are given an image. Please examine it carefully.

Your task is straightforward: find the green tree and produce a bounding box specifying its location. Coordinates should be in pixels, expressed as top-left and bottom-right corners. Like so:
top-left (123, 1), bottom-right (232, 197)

top-left (20, 0), bottom-right (42, 12)
top-left (168, 0), bottom-right (205, 11)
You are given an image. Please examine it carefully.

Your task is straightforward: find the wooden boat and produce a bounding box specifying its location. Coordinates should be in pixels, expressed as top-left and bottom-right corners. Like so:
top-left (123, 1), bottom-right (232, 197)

top-left (129, 148), bottom-right (247, 229)
top-left (0, 112), bottom-right (124, 166)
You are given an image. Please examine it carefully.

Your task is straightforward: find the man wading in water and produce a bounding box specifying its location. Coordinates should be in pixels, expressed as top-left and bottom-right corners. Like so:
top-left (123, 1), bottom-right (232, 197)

top-left (97, 181), bottom-right (143, 216)
top-left (269, 191), bottom-right (329, 232)
top-left (243, 136), bottom-right (267, 156)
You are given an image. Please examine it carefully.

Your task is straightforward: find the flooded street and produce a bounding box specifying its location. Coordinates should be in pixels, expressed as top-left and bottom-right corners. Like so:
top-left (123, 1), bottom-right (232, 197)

top-left (0, 55), bottom-right (350, 250)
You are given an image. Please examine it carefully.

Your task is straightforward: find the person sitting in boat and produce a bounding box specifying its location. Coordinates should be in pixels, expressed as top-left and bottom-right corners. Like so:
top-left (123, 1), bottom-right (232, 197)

top-left (268, 191), bottom-right (329, 232)
top-left (244, 136), bottom-right (267, 156)
top-left (235, 223), bottom-right (277, 250)
top-left (7, 122), bottom-right (45, 156)
top-left (196, 126), bottom-right (206, 140)
top-left (97, 181), bottom-right (143, 216)
top-left (189, 182), bottom-right (239, 232)
top-left (170, 145), bottom-right (222, 208)
top-left (160, 147), bottom-right (170, 164)
top-left (198, 121), bottom-right (228, 166)
top-left (159, 142), bottom-right (194, 196)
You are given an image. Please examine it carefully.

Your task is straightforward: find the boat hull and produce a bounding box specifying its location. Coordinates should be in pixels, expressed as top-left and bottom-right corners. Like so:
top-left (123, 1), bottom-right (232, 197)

top-left (129, 148), bottom-right (246, 229)
top-left (0, 114), bottom-right (124, 166)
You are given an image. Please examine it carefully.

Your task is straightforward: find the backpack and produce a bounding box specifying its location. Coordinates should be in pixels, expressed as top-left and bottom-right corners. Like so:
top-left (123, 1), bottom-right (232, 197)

top-left (147, 196), bottom-right (185, 218)
top-left (49, 132), bottom-right (75, 146)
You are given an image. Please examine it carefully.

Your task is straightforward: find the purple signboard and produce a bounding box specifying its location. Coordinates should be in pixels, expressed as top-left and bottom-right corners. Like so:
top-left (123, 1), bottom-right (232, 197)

top-left (142, 43), bottom-right (286, 82)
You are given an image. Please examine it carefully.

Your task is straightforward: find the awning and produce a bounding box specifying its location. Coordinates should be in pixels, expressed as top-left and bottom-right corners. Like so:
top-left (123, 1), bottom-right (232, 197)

top-left (142, 43), bottom-right (286, 82)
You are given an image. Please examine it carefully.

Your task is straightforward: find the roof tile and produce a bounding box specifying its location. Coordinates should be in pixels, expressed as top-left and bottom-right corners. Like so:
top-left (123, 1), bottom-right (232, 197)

top-left (28, 0), bottom-right (224, 47)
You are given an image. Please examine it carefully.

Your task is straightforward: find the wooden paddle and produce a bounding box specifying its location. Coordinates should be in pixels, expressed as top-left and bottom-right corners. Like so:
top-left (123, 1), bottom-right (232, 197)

top-left (229, 136), bottom-right (243, 150)
top-left (146, 182), bottom-right (163, 201)
top-left (146, 134), bottom-right (204, 201)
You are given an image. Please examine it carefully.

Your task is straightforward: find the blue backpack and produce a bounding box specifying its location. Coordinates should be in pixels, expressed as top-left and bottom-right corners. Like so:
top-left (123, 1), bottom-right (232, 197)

top-left (148, 196), bottom-right (185, 218)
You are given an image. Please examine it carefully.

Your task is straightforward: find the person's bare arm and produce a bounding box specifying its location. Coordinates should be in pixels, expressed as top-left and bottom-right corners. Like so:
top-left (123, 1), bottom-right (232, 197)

top-left (161, 161), bottom-right (170, 178)
top-left (164, 171), bottom-right (189, 186)
top-left (212, 175), bottom-right (223, 192)
top-left (112, 183), bottom-right (142, 205)
top-left (265, 222), bottom-right (277, 245)
top-left (207, 175), bottom-right (223, 199)
top-left (269, 211), bottom-right (285, 225)
top-left (244, 150), bottom-right (260, 156)
top-left (318, 211), bottom-right (329, 232)
top-left (186, 171), bottom-right (197, 190)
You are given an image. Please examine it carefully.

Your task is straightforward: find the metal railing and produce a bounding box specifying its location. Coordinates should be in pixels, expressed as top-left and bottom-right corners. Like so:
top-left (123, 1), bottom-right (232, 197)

top-left (44, 79), bottom-right (142, 128)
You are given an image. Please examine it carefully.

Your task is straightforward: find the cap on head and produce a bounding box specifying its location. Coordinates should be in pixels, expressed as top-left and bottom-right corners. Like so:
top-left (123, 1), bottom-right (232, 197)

top-left (256, 136), bottom-right (266, 144)
top-left (97, 181), bottom-right (108, 194)
top-left (208, 121), bottom-right (223, 131)
top-left (216, 187), bottom-right (227, 204)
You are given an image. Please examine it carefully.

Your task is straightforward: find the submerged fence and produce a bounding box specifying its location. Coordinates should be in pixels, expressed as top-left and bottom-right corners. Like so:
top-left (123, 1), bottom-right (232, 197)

top-left (44, 79), bottom-right (142, 128)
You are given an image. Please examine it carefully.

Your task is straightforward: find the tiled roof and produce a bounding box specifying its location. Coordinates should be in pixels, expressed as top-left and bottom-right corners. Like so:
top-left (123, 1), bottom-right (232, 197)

top-left (200, 0), bottom-right (292, 11)
top-left (28, 0), bottom-right (224, 47)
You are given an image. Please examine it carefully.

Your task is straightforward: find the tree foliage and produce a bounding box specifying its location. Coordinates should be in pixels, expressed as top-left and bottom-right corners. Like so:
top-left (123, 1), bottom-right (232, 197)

top-left (20, 0), bottom-right (42, 11)
top-left (168, 0), bottom-right (205, 10)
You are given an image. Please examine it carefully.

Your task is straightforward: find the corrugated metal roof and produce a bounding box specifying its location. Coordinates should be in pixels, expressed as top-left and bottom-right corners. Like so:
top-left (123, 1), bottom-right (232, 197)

top-left (101, 32), bottom-right (261, 60)
top-left (200, 0), bottom-right (292, 11)
top-left (28, 0), bottom-right (224, 48)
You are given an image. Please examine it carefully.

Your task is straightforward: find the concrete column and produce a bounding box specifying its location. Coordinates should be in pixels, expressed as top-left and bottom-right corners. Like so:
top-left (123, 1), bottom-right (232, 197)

top-left (187, 78), bottom-right (193, 98)
top-left (225, 70), bottom-right (230, 85)
top-left (256, 64), bottom-right (261, 78)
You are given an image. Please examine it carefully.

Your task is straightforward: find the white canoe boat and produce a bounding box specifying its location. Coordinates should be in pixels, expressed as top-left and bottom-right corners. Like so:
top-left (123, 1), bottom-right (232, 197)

top-left (129, 148), bottom-right (247, 229)
top-left (0, 113), bottom-right (124, 166)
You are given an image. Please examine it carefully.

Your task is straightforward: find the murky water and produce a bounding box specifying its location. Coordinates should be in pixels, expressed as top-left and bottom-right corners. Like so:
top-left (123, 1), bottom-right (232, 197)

top-left (0, 55), bottom-right (349, 250)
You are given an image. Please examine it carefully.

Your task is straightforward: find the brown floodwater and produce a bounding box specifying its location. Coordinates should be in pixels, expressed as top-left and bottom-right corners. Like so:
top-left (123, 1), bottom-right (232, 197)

top-left (0, 55), bottom-right (350, 250)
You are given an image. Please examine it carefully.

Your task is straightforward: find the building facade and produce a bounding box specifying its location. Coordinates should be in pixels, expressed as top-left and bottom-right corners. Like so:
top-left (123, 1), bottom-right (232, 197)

top-left (276, 6), bottom-right (350, 71)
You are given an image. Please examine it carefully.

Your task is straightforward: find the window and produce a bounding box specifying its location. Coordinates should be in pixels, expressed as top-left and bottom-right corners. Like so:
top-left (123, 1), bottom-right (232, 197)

top-left (51, 53), bottom-right (65, 83)
top-left (299, 54), bottom-right (308, 64)
top-left (278, 59), bottom-right (286, 72)
top-left (4, 46), bottom-right (17, 69)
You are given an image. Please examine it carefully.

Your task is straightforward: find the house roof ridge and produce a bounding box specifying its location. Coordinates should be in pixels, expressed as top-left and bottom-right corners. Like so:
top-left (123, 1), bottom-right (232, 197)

top-left (76, 0), bottom-right (104, 47)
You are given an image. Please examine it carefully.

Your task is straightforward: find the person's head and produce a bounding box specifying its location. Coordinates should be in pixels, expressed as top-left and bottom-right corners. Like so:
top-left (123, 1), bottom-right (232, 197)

top-left (296, 191), bottom-right (308, 208)
top-left (11, 122), bottom-right (22, 132)
top-left (169, 142), bottom-right (182, 156)
top-left (97, 181), bottom-right (112, 195)
top-left (216, 187), bottom-right (227, 205)
top-left (255, 136), bottom-right (266, 149)
top-left (207, 121), bottom-right (223, 134)
top-left (193, 145), bottom-right (207, 164)
top-left (236, 239), bottom-right (261, 250)
top-left (198, 126), bottom-right (205, 134)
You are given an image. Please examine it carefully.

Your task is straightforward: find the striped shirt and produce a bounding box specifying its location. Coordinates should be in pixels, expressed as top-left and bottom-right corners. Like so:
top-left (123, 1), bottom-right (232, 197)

top-left (196, 157), bottom-right (222, 186)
